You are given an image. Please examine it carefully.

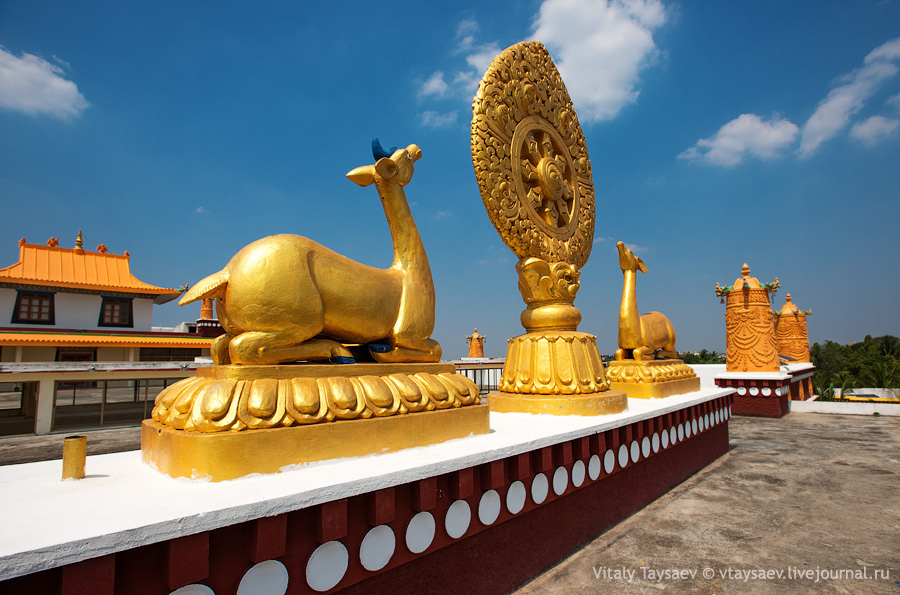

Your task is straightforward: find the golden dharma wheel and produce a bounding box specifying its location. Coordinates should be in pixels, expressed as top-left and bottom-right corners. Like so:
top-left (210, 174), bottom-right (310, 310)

top-left (471, 41), bottom-right (595, 269)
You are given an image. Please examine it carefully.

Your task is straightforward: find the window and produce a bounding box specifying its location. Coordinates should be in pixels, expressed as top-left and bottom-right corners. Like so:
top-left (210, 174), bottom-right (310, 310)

top-left (99, 298), bottom-right (133, 327)
top-left (140, 348), bottom-right (203, 362)
top-left (12, 292), bottom-right (55, 325)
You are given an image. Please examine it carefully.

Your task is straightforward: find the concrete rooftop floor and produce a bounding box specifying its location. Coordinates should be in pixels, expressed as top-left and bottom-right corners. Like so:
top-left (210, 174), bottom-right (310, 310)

top-left (516, 412), bottom-right (900, 594)
top-left (1, 412), bottom-right (898, 594)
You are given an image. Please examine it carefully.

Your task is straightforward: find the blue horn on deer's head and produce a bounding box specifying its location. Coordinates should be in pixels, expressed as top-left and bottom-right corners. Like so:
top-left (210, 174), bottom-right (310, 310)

top-left (372, 138), bottom-right (398, 161)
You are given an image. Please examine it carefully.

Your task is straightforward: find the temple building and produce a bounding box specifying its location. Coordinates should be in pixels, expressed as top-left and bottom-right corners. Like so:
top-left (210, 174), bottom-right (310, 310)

top-left (0, 233), bottom-right (215, 435)
top-left (0, 233), bottom-right (212, 363)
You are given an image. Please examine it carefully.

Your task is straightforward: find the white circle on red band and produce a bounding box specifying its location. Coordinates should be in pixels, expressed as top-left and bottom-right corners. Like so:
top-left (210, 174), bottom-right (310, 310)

top-left (171, 586), bottom-right (214, 595)
top-left (479, 490), bottom-right (501, 525)
top-left (589, 454), bottom-right (602, 480)
top-left (506, 481), bottom-right (527, 514)
top-left (445, 500), bottom-right (471, 539)
top-left (572, 460), bottom-right (586, 487)
top-left (305, 544), bottom-right (346, 593)
top-left (360, 525), bottom-right (395, 572)
top-left (406, 511), bottom-right (435, 554)
top-left (553, 466), bottom-right (568, 495)
top-left (603, 449), bottom-right (615, 474)
top-left (531, 473), bottom-right (549, 504)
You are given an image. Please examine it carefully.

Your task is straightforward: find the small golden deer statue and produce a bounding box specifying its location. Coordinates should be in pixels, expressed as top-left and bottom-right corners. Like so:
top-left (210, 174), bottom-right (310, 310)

top-left (614, 241), bottom-right (677, 361)
top-left (179, 141), bottom-right (441, 366)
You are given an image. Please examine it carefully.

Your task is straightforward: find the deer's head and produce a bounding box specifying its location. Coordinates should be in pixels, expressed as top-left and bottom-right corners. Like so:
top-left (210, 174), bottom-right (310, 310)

top-left (617, 241), bottom-right (647, 274)
top-left (347, 140), bottom-right (422, 188)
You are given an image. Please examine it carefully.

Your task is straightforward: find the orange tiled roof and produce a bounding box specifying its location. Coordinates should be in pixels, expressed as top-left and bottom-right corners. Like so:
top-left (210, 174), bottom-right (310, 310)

top-left (0, 239), bottom-right (180, 296)
top-left (0, 330), bottom-right (212, 349)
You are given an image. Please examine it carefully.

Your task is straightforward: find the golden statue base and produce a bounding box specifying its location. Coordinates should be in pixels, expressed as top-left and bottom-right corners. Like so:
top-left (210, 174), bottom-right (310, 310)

top-left (499, 331), bottom-right (616, 395)
top-left (142, 404), bottom-right (489, 481)
top-left (606, 359), bottom-right (701, 399)
top-left (491, 331), bottom-right (628, 416)
top-left (487, 390), bottom-right (627, 416)
top-left (142, 362), bottom-right (489, 480)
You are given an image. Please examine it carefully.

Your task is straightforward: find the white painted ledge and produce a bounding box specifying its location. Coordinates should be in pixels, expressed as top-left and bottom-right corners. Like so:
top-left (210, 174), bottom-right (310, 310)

top-left (790, 400), bottom-right (900, 416)
top-left (0, 388), bottom-right (732, 581)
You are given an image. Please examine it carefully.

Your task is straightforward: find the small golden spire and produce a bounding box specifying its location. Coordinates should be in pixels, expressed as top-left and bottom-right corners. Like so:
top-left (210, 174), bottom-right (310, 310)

top-left (466, 328), bottom-right (485, 358)
top-left (200, 298), bottom-right (214, 320)
top-left (75, 230), bottom-right (84, 250)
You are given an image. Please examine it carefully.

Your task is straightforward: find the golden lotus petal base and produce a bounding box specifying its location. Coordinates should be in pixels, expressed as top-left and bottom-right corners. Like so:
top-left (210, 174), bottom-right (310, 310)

top-left (151, 363), bottom-right (481, 432)
top-left (499, 331), bottom-right (613, 395)
top-left (606, 359), bottom-right (701, 399)
top-left (141, 403), bottom-right (490, 481)
top-left (487, 390), bottom-right (627, 416)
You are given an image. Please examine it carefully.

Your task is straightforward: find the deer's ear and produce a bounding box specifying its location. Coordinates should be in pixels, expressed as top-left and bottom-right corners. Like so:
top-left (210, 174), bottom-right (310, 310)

top-left (637, 258), bottom-right (648, 274)
top-left (346, 165), bottom-right (375, 187)
top-left (375, 158), bottom-right (398, 179)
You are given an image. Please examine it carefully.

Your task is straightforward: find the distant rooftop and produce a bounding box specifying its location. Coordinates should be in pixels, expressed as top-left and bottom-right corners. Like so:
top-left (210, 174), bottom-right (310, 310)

top-left (0, 232), bottom-right (181, 300)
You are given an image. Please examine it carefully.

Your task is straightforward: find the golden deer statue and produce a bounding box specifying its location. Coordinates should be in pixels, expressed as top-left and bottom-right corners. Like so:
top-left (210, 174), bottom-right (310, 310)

top-left (179, 141), bottom-right (441, 365)
top-left (614, 241), bottom-right (677, 361)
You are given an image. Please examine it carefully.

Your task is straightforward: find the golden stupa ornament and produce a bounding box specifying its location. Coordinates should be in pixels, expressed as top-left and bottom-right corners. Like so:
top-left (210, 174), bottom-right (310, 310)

top-left (715, 264), bottom-right (780, 372)
top-left (773, 293), bottom-right (811, 363)
top-left (471, 41), bottom-right (626, 415)
top-left (606, 242), bottom-right (699, 399)
top-left (142, 141), bottom-right (489, 480)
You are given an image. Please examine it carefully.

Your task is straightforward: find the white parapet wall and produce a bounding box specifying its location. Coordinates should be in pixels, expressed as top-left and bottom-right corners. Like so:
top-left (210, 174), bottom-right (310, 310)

top-left (790, 400), bottom-right (900, 416)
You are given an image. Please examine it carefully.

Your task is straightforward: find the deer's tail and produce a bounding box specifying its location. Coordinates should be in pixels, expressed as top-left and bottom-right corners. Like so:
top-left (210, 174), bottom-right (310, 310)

top-left (179, 270), bottom-right (228, 306)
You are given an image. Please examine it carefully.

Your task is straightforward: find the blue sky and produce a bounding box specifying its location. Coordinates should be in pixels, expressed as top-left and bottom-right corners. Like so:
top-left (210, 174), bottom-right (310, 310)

top-left (1, 1), bottom-right (899, 359)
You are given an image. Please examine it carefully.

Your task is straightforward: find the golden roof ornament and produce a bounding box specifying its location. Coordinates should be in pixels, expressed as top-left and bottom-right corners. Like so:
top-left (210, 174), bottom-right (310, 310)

top-left (716, 263), bottom-right (780, 372)
top-left (774, 293), bottom-right (812, 363)
top-left (471, 41), bottom-right (625, 415)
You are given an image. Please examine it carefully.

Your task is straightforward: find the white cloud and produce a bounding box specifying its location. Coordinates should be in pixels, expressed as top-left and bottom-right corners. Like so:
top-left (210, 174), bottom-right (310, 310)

top-left (196, 206), bottom-right (209, 214)
top-left (464, 42), bottom-right (502, 75)
top-left (419, 110), bottom-right (458, 128)
top-left (433, 210), bottom-right (453, 219)
top-left (864, 36), bottom-right (900, 64)
top-left (531, 0), bottom-right (666, 123)
top-left (418, 71), bottom-right (449, 98)
top-left (0, 46), bottom-right (89, 119)
top-left (455, 19), bottom-right (479, 52)
top-left (625, 242), bottom-right (649, 254)
top-left (887, 92), bottom-right (900, 111)
top-left (850, 115), bottom-right (900, 146)
top-left (593, 235), bottom-right (616, 244)
top-left (679, 114), bottom-right (799, 167)
top-left (799, 36), bottom-right (900, 158)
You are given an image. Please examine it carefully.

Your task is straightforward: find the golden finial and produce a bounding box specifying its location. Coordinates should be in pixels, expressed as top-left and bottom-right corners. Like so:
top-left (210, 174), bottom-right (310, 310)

top-left (75, 230), bottom-right (84, 250)
top-left (466, 328), bottom-right (485, 358)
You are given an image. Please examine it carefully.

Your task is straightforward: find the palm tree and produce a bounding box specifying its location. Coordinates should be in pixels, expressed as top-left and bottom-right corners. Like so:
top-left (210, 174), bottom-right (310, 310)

top-left (831, 371), bottom-right (856, 400)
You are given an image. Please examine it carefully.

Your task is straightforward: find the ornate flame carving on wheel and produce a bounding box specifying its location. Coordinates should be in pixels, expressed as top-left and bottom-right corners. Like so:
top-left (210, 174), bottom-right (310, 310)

top-left (471, 41), bottom-right (595, 269)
